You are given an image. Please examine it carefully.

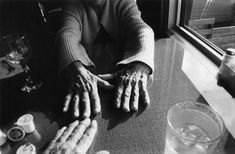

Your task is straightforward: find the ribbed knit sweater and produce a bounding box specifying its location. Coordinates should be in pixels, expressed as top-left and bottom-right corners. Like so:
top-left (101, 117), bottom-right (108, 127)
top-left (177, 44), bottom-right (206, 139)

top-left (56, 0), bottom-right (154, 74)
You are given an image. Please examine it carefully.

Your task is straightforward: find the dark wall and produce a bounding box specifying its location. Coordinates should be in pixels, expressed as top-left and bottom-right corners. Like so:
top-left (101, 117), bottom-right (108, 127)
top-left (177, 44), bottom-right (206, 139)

top-left (138, 0), bottom-right (169, 38)
top-left (0, 0), bottom-right (169, 42)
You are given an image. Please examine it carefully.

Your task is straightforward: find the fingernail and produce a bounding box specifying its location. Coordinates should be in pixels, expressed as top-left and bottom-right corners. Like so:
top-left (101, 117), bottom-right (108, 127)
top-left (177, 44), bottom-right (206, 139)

top-left (115, 101), bottom-right (121, 108)
top-left (131, 106), bottom-right (138, 112)
top-left (94, 110), bottom-right (99, 115)
top-left (116, 103), bottom-right (120, 108)
top-left (74, 113), bottom-right (79, 118)
top-left (123, 107), bottom-right (130, 112)
top-left (83, 114), bottom-right (89, 119)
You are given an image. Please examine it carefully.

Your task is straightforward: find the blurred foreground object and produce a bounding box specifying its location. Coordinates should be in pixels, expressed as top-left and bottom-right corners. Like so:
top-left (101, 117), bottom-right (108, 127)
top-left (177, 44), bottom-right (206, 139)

top-left (43, 119), bottom-right (97, 154)
top-left (16, 143), bottom-right (36, 154)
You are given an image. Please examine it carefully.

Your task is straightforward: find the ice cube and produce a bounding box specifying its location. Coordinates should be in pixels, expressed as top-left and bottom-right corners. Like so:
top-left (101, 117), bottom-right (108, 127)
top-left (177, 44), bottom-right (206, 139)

top-left (194, 143), bottom-right (208, 154)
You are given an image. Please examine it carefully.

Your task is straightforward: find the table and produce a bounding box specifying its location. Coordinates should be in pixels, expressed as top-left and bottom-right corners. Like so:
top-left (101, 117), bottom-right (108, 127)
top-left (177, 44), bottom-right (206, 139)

top-left (0, 36), bottom-right (235, 154)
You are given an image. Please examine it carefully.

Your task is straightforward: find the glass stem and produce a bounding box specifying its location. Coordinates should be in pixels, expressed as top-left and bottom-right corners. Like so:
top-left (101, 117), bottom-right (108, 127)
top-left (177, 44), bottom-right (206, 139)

top-left (21, 62), bottom-right (34, 85)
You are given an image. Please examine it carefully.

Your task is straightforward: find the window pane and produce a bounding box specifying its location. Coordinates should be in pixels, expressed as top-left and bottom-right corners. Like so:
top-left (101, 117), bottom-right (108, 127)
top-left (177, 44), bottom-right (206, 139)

top-left (184, 0), bottom-right (235, 51)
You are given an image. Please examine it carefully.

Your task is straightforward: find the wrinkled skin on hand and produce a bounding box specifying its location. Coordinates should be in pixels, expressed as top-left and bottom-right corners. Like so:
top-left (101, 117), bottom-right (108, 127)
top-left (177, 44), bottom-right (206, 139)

top-left (43, 119), bottom-right (97, 154)
top-left (63, 62), bottom-right (113, 119)
top-left (99, 62), bottom-right (151, 112)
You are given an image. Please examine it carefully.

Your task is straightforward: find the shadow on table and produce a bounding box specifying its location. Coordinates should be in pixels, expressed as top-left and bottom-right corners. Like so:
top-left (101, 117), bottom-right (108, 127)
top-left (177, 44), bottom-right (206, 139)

top-left (223, 132), bottom-right (235, 153)
top-left (99, 89), bottom-right (148, 130)
top-left (217, 74), bottom-right (235, 98)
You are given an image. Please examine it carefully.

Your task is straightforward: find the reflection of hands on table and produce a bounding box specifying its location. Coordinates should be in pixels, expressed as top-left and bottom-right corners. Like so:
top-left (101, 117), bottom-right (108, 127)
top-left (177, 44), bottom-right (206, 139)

top-left (63, 62), bottom-right (114, 118)
top-left (0, 57), bottom-right (23, 80)
top-left (99, 62), bottom-right (151, 112)
top-left (43, 118), bottom-right (97, 154)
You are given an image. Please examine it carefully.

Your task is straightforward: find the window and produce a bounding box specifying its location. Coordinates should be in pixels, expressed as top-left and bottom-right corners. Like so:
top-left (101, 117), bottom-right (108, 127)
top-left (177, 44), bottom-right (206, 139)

top-left (175, 0), bottom-right (235, 65)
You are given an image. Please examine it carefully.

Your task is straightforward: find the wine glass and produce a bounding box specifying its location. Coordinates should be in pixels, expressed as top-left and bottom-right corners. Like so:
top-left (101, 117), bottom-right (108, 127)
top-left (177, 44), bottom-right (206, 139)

top-left (1, 33), bottom-right (42, 93)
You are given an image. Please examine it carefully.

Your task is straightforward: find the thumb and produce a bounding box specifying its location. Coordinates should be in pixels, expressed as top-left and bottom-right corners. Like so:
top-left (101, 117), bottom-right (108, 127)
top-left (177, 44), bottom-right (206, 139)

top-left (97, 76), bottom-right (114, 89)
top-left (98, 73), bottom-right (116, 80)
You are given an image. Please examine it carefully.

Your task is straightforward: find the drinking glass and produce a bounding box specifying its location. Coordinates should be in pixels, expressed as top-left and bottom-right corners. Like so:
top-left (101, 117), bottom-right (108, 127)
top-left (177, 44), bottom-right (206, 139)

top-left (164, 101), bottom-right (225, 154)
top-left (1, 33), bottom-right (42, 93)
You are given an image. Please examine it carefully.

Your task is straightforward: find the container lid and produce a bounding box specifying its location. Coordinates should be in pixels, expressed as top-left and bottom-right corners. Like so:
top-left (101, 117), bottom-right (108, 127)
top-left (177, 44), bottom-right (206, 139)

top-left (7, 126), bottom-right (25, 142)
top-left (17, 114), bottom-right (33, 125)
top-left (16, 143), bottom-right (36, 154)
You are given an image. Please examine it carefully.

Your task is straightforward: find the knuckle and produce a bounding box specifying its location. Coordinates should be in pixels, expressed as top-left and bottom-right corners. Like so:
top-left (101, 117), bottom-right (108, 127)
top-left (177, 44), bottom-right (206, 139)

top-left (65, 95), bottom-right (71, 100)
top-left (139, 79), bottom-right (144, 85)
top-left (123, 92), bottom-right (130, 97)
top-left (74, 95), bottom-right (79, 101)
top-left (56, 137), bottom-right (62, 143)
top-left (49, 147), bottom-right (59, 154)
top-left (116, 90), bottom-right (122, 95)
top-left (133, 90), bottom-right (138, 96)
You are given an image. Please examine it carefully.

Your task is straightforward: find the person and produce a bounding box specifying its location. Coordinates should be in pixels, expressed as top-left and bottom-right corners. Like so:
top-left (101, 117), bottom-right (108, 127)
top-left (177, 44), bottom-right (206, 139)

top-left (57, 0), bottom-right (155, 119)
top-left (43, 119), bottom-right (97, 154)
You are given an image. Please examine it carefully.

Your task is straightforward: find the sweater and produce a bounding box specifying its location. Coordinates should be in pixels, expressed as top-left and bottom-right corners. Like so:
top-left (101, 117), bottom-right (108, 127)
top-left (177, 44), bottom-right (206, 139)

top-left (56, 0), bottom-right (155, 75)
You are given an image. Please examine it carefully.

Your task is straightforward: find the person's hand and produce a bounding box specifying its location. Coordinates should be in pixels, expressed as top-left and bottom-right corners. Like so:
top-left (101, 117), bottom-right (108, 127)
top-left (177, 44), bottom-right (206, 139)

top-left (63, 62), bottom-right (114, 118)
top-left (98, 62), bottom-right (151, 112)
top-left (43, 119), bottom-right (97, 154)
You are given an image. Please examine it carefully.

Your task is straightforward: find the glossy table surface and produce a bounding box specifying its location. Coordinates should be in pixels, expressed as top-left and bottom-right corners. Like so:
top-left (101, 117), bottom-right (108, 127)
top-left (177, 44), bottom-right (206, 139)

top-left (1, 36), bottom-right (235, 154)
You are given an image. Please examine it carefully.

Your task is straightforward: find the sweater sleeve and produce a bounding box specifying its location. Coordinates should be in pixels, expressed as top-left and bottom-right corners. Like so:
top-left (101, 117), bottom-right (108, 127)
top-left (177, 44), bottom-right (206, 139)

top-left (116, 0), bottom-right (155, 75)
top-left (56, 2), bottom-right (94, 73)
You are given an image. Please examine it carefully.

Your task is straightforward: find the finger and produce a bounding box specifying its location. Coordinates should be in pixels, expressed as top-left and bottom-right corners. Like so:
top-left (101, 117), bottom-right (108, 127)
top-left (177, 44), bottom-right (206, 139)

top-left (73, 120), bottom-right (97, 154)
top-left (115, 77), bottom-right (124, 108)
top-left (63, 93), bottom-right (72, 112)
top-left (43, 126), bottom-right (66, 154)
top-left (97, 77), bottom-right (114, 89)
top-left (82, 91), bottom-right (91, 118)
top-left (53, 121), bottom-right (79, 149)
top-left (122, 78), bottom-right (132, 112)
top-left (140, 76), bottom-right (150, 106)
top-left (90, 84), bottom-right (101, 114)
top-left (67, 118), bottom-right (91, 143)
top-left (98, 73), bottom-right (116, 80)
top-left (59, 142), bottom-right (73, 154)
top-left (73, 94), bottom-right (80, 118)
top-left (59, 119), bottom-right (90, 154)
top-left (131, 80), bottom-right (139, 111)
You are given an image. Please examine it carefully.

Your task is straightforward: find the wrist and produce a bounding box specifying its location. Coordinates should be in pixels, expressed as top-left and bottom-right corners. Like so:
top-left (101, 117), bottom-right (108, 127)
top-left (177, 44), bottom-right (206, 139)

top-left (65, 61), bottom-right (84, 76)
top-left (71, 61), bottom-right (83, 70)
top-left (131, 62), bottom-right (151, 75)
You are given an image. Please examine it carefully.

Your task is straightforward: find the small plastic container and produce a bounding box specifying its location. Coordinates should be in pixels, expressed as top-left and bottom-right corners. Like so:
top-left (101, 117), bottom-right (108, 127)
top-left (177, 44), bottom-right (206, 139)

top-left (0, 129), bottom-right (7, 146)
top-left (16, 143), bottom-right (36, 154)
top-left (16, 114), bottom-right (35, 133)
top-left (7, 126), bottom-right (25, 142)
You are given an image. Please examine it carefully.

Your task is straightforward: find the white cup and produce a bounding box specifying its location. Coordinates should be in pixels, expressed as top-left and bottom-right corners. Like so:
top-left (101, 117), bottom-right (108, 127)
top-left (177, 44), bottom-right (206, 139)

top-left (17, 114), bottom-right (35, 133)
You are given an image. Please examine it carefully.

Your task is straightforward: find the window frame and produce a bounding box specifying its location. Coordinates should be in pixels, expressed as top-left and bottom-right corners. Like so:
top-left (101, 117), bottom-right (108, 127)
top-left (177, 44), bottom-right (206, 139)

top-left (171, 0), bottom-right (224, 66)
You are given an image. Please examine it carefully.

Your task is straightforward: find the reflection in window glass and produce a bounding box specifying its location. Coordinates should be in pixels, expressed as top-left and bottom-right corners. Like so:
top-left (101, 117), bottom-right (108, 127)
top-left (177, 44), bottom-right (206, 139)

top-left (185, 0), bottom-right (235, 51)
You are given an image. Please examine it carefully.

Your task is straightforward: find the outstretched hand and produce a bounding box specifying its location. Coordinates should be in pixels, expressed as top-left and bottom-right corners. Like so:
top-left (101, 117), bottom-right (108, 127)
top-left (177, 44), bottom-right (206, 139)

top-left (63, 62), bottom-right (114, 118)
top-left (98, 62), bottom-right (151, 112)
top-left (43, 119), bottom-right (97, 154)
